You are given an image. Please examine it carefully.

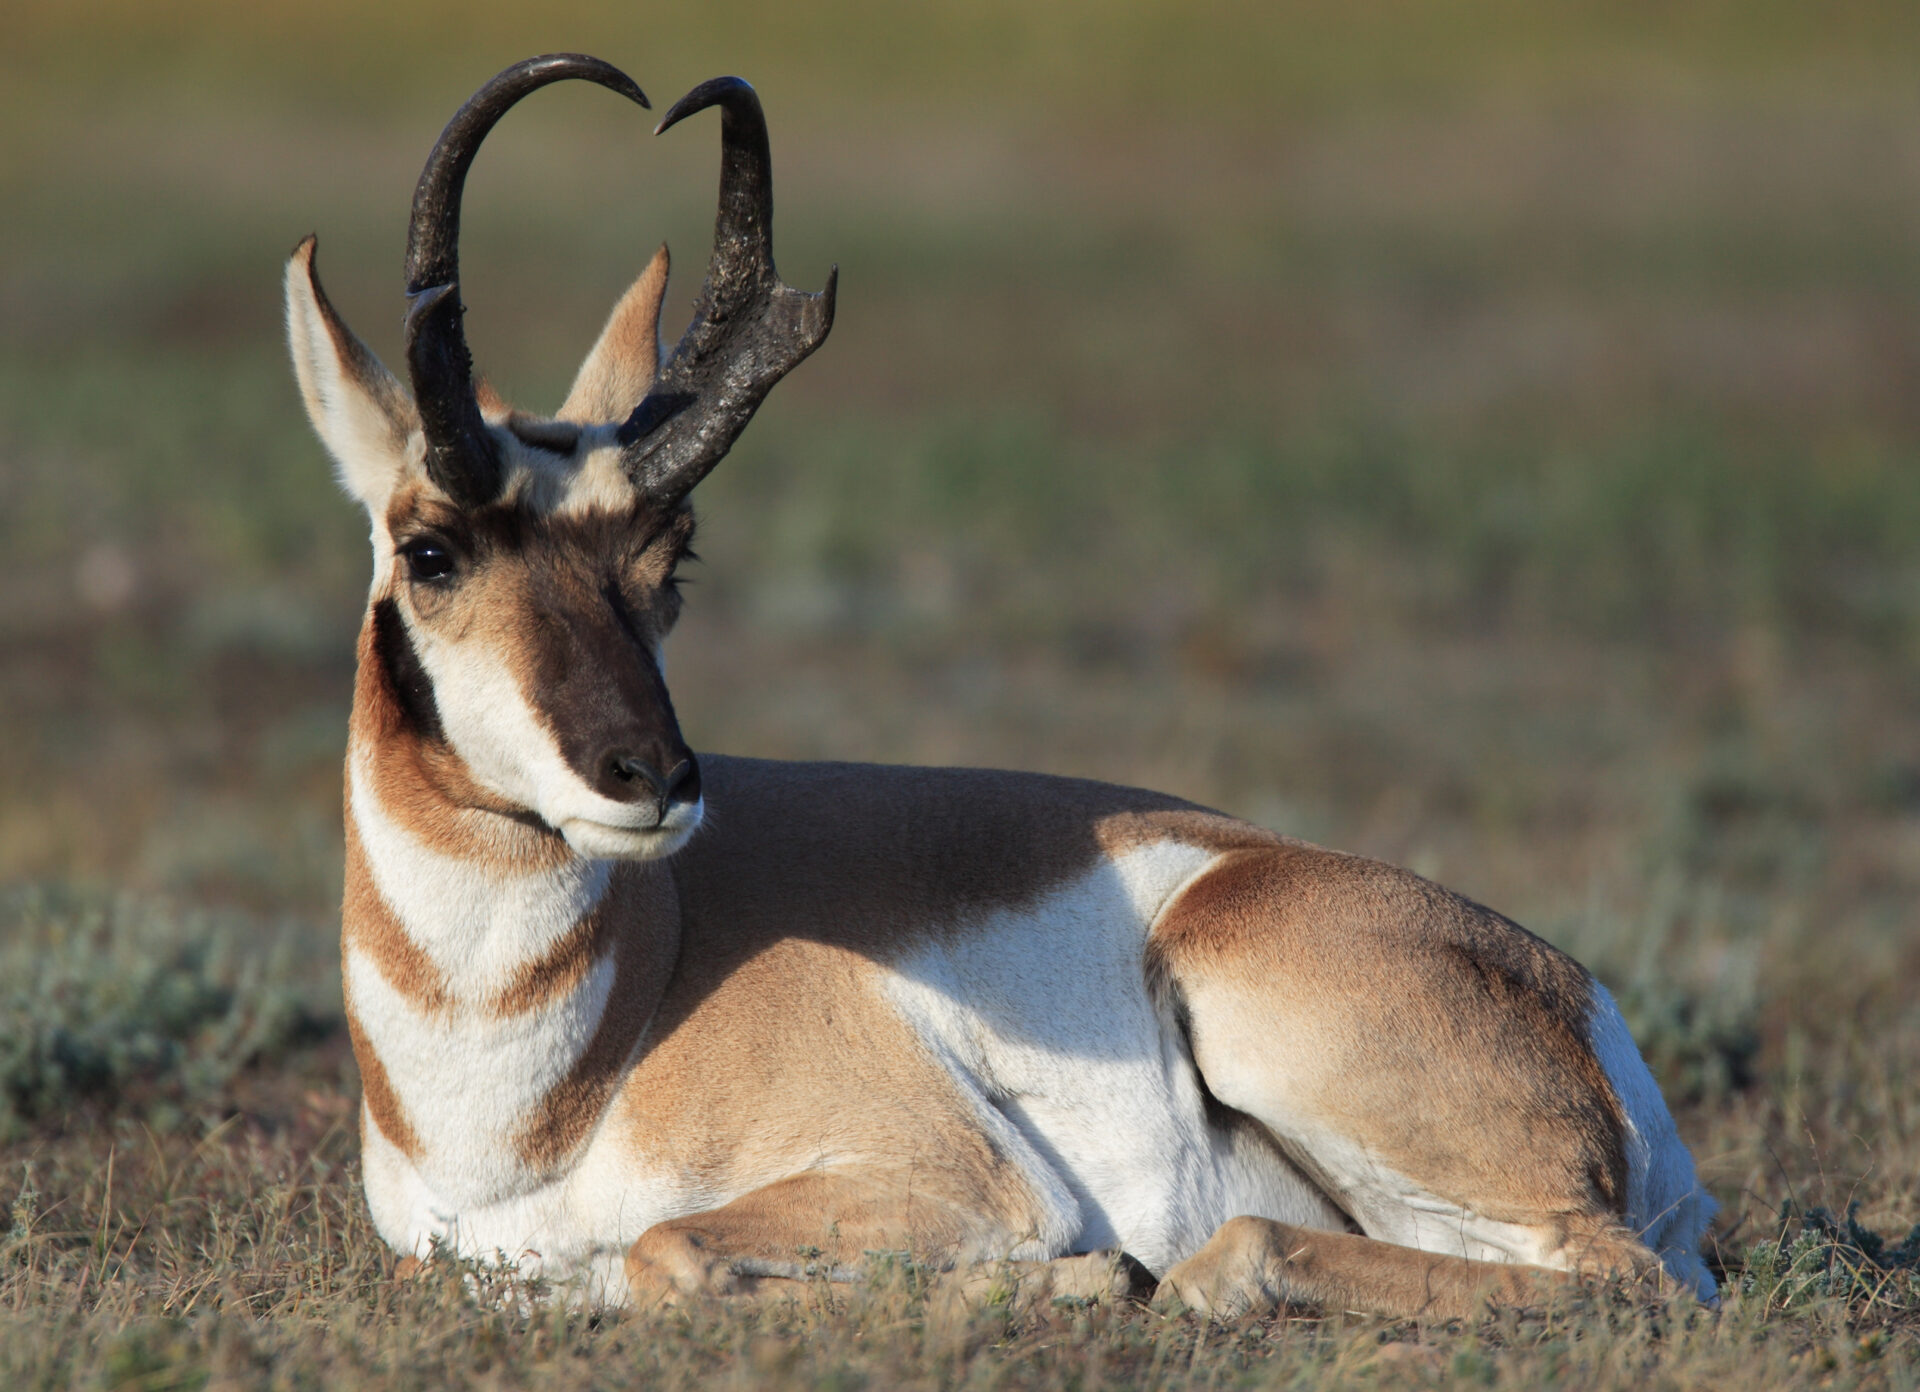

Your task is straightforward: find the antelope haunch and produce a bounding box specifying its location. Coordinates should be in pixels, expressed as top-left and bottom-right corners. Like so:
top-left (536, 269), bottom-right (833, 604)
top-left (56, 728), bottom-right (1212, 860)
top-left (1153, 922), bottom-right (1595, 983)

top-left (287, 55), bottom-right (1717, 1317)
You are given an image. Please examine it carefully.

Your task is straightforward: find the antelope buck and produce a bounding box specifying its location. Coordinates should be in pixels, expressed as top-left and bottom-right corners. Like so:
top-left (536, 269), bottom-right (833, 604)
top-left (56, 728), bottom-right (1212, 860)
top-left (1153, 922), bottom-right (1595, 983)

top-left (286, 54), bottom-right (1718, 1318)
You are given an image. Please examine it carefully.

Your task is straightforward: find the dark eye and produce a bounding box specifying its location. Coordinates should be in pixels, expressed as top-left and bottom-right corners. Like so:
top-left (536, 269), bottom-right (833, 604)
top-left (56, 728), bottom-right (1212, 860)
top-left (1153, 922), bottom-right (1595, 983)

top-left (402, 541), bottom-right (455, 582)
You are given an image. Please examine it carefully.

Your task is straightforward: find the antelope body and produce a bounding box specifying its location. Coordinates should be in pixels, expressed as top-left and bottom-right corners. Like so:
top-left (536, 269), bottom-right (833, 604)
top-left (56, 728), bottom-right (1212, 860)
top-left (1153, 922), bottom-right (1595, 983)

top-left (288, 56), bottom-right (1717, 1318)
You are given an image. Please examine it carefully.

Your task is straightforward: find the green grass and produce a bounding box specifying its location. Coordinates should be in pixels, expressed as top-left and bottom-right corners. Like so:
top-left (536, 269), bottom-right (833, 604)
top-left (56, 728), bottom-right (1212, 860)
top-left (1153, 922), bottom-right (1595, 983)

top-left (0, 889), bottom-right (336, 1142)
top-left (4, 1), bottom-right (1920, 1385)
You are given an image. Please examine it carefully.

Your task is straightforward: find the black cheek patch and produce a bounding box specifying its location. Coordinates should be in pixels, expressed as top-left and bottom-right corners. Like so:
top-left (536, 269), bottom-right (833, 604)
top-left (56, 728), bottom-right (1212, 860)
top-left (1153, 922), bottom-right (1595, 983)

top-left (372, 597), bottom-right (444, 741)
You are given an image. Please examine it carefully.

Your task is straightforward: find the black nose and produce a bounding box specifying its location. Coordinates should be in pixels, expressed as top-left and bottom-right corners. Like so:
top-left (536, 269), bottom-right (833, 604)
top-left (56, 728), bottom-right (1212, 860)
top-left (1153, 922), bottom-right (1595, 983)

top-left (604, 751), bottom-right (700, 818)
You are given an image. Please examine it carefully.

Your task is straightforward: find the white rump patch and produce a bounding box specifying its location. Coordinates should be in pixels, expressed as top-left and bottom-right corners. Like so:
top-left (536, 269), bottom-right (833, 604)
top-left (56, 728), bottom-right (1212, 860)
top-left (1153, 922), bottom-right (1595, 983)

top-left (1587, 982), bottom-right (1720, 1301)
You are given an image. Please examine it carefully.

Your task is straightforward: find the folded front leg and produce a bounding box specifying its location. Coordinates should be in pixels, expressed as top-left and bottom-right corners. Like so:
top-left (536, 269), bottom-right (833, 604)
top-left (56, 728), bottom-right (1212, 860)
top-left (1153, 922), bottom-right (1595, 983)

top-left (625, 1171), bottom-right (1151, 1310)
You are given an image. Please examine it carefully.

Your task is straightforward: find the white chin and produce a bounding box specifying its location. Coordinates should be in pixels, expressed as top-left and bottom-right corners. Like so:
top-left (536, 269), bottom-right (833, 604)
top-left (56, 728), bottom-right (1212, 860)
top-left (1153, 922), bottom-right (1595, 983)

top-left (558, 802), bottom-right (703, 861)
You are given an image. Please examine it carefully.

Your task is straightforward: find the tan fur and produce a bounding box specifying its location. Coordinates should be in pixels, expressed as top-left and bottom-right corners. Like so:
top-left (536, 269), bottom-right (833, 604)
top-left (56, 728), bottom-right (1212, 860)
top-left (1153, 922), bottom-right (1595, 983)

top-left (345, 1002), bottom-right (422, 1161)
top-left (558, 245), bottom-right (670, 425)
top-left (511, 862), bottom-right (680, 1174)
top-left (475, 379), bottom-right (510, 421)
top-left (606, 893), bottom-right (1065, 1255)
top-left (342, 809), bottom-right (449, 1012)
top-left (1094, 806), bottom-right (1281, 860)
top-left (1156, 1216), bottom-right (1568, 1321)
top-left (618, 760), bottom-right (1664, 1315)
top-left (486, 898), bottom-right (607, 1018)
top-left (670, 758), bottom-right (1248, 943)
top-left (946, 1251), bottom-right (1158, 1316)
top-left (349, 602), bottom-right (572, 872)
top-left (1147, 846), bottom-right (1631, 1233)
top-left (624, 1168), bottom-right (1040, 1304)
top-left (627, 1189), bottom-right (1150, 1310)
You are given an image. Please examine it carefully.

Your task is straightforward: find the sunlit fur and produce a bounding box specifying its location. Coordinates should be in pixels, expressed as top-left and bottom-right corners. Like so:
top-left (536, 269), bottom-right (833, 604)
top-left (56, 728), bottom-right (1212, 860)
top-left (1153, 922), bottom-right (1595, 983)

top-left (287, 233), bottom-right (1716, 1320)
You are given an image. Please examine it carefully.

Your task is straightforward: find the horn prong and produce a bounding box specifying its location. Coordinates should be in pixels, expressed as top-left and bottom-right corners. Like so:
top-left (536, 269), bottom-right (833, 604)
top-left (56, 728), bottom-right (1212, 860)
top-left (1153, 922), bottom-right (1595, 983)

top-left (620, 77), bottom-right (834, 505)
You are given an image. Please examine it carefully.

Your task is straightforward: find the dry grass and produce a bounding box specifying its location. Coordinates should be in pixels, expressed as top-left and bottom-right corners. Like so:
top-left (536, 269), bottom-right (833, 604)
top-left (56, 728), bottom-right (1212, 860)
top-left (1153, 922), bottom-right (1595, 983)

top-left (4, 2), bottom-right (1920, 1386)
top-left (2, 990), bottom-right (1917, 1392)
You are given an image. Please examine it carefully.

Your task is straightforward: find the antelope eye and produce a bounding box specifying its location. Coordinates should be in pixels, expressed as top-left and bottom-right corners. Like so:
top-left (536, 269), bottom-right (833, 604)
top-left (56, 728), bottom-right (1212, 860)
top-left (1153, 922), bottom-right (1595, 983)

top-left (402, 541), bottom-right (455, 582)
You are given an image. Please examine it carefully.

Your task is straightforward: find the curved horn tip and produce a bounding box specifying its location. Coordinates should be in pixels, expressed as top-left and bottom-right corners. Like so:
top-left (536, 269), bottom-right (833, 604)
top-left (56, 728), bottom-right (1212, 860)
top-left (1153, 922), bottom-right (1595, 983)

top-left (514, 52), bottom-right (650, 109)
top-left (653, 75), bottom-right (759, 137)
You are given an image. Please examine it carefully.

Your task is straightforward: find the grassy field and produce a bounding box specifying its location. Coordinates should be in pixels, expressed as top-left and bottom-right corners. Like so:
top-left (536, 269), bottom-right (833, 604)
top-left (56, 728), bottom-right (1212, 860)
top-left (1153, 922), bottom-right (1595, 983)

top-left (4, 2), bottom-right (1920, 1385)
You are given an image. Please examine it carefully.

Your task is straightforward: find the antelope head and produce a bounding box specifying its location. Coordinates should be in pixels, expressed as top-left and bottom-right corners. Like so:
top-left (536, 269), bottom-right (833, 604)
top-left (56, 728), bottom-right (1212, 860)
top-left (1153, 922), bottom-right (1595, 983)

top-left (285, 55), bottom-right (834, 860)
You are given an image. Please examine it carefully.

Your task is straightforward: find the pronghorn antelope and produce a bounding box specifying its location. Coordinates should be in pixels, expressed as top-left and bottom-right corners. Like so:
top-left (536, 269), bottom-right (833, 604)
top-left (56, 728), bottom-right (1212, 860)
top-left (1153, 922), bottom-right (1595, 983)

top-left (286, 54), bottom-right (1718, 1318)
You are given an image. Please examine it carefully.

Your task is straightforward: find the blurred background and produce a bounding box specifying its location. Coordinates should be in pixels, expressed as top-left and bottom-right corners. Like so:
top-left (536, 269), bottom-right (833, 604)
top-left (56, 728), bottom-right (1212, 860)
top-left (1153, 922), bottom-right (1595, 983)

top-left (4, 1), bottom-right (1919, 1232)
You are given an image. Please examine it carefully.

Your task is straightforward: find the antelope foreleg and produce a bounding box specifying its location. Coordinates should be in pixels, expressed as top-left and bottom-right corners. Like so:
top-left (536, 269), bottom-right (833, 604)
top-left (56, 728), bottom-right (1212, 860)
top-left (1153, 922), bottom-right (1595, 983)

top-left (624, 1172), bottom-right (1151, 1311)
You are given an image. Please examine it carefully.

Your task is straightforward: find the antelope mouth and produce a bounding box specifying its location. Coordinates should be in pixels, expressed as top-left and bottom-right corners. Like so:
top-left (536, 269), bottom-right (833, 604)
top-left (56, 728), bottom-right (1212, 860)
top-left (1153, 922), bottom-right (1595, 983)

top-left (558, 798), bottom-right (704, 861)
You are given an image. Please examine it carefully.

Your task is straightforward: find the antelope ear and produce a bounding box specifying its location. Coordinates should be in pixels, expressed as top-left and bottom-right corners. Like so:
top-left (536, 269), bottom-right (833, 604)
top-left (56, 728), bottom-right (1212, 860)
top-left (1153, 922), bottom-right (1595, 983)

top-left (557, 243), bottom-right (669, 426)
top-left (284, 236), bottom-right (421, 511)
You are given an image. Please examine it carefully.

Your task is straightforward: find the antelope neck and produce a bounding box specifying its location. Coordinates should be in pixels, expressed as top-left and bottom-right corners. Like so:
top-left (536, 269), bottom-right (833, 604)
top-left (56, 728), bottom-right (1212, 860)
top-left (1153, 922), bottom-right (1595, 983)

top-left (341, 729), bottom-right (683, 1206)
top-left (349, 748), bottom-right (615, 1003)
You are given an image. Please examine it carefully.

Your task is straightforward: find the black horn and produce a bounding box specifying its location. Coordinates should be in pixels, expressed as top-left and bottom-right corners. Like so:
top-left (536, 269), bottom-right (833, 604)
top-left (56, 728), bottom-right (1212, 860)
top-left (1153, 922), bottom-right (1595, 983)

top-left (404, 55), bottom-right (650, 508)
top-left (619, 77), bottom-right (836, 503)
